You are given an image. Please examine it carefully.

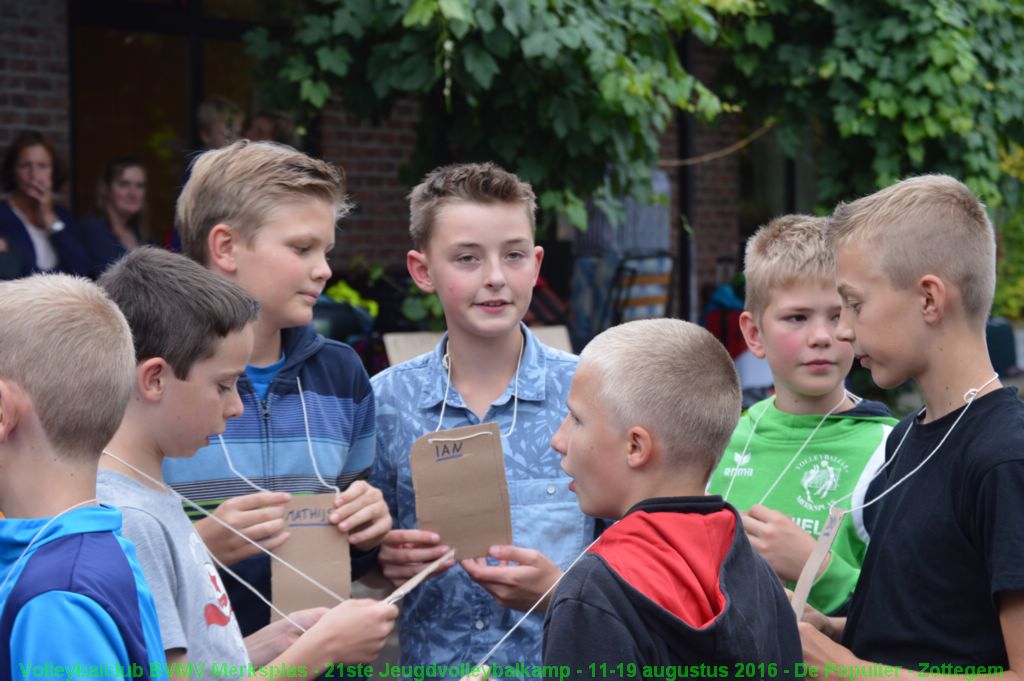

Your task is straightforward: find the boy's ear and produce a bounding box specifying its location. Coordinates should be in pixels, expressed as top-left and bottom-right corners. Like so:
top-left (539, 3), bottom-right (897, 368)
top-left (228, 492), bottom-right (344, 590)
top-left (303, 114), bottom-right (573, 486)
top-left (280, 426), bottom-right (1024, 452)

top-left (918, 274), bottom-right (947, 324)
top-left (738, 310), bottom-right (766, 359)
top-left (0, 379), bottom-right (24, 444)
top-left (625, 425), bottom-right (654, 470)
top-left (208, 224), bottom-right (239, 274)
top-left (137, 358), bottom-right (172, 403)
top-left (407, 249), bottom-right (435, 293)
top-left (530, 245), bottom-right (545, 286)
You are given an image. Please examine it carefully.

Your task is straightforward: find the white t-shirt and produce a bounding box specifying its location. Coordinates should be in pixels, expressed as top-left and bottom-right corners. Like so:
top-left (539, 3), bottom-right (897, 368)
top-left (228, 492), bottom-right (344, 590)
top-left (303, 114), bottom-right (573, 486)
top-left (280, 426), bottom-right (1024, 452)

top-left (9, 204), bottom-right (58, 270)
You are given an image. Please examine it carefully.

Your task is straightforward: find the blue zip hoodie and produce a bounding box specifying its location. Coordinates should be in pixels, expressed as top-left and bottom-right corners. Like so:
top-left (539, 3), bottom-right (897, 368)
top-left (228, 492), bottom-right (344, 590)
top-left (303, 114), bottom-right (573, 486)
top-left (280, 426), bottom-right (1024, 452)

top-left (163, 323), bottom-right (376, 635)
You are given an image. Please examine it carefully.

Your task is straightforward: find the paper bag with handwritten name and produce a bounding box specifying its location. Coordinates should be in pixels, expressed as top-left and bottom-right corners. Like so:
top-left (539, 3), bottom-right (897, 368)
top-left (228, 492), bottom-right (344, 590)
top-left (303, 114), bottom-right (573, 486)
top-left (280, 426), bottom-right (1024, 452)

top-left (410, 422), bottom-right (512, 560)
top-left (270, 493), bottom-right (350, 619)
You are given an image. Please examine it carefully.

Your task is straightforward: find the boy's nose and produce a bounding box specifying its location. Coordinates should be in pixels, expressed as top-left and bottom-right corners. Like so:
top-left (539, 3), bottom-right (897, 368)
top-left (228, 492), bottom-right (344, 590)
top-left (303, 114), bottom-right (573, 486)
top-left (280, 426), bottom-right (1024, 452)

top-left (483, 256), bottom-right (507, 289)
top-left (808, 320), bottom-right (832, 346)
top-left (312, 253), bottom-right (332, 282)
top-left (225, 387), bottom-right (245, 420)
top-left (550, 416), bottom-right (569, 456)
top-left (835, 310), bottom-right (856, 343)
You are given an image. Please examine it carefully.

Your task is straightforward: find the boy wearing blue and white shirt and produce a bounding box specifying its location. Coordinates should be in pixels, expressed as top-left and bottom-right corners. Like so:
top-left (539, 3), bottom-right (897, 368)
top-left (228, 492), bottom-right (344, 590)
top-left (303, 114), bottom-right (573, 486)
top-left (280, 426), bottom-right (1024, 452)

top-left (370, 163), bottom-right (595, 676)
top-left (0, 274), bottom-right (166, 680)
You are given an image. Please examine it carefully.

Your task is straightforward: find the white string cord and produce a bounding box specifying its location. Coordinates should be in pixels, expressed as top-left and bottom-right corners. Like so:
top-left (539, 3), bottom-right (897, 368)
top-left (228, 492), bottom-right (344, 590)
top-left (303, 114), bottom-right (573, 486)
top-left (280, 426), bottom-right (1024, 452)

top-left (0, 498), bottom-right (98, 597)
top-left (428, 431), bottom-right (494, 444)
top-left (835, 374), bottom-right (1000, 515)
top-left (755, 390), bottom-right (852, 505)
top-left (101, 451), bottom-right (348, 614)
top-left (219, 434), bottom-right (271, 494)
top-left (436, 332), bottom-right (525, 437)
top-left (722, 398), bottom-right (773, 502)
top-left (722, 391), bottom-right (851, 503)
top-left (475, 533), bottom-right (603, 669)
top-left (296, 376), bottom-right (341, 496)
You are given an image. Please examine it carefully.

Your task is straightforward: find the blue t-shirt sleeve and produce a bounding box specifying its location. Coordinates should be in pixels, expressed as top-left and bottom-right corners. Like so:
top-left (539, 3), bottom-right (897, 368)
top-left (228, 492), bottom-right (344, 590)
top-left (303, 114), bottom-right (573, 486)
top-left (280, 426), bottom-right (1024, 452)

top-left (10, 591), bottom-right (132, 679)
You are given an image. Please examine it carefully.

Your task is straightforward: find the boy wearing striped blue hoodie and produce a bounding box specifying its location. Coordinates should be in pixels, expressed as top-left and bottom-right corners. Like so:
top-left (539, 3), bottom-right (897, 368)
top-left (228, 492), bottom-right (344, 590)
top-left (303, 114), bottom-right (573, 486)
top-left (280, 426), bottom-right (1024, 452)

top-left (163, 141), bottom-right (391, 635)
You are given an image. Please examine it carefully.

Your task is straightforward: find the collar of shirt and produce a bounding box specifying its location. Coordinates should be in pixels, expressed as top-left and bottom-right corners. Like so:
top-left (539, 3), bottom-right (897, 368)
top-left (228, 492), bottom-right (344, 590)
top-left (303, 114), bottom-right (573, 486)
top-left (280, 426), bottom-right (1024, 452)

top-left (416, 322), bottom-right (548, 410)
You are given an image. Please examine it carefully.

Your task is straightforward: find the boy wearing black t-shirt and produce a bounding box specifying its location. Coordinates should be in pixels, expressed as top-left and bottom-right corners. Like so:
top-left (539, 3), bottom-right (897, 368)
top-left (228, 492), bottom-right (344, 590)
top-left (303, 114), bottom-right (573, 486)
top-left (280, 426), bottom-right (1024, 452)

top-left (800, 175), bottom-right (1024, 674)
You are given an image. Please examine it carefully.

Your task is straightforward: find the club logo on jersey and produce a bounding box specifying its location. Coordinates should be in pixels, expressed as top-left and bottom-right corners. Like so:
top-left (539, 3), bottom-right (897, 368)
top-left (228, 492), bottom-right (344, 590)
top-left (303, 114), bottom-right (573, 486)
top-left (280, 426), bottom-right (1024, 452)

top-left (795, 454), bottom-right (848, 511)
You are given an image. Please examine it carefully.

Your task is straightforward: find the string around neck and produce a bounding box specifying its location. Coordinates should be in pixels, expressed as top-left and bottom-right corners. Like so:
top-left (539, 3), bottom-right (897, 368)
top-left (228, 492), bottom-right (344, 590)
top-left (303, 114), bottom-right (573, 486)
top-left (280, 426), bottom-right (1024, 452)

top-left (831, 373), bottom-right (1000, 515)
top-left (723, 390), bottom-right (851, 504)
top-left (101, 450), bottom-right (347, 629)
top-left (436, 330), bottom-right (525, 437)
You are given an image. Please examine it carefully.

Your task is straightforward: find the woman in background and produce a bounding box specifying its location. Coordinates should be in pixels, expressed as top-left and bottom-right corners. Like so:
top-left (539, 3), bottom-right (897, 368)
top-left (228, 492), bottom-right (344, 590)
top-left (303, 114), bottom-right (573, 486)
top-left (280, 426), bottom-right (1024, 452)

top-left (80, 157), bottom-right (148, 277)
top-left (0, 130), bottom-right (89, 278)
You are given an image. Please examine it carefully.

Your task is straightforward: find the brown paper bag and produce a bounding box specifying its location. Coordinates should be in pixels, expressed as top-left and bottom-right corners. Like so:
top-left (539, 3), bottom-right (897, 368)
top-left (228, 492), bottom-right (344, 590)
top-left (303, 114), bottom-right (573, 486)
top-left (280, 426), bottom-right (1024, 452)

top-left (270, 493), bottom-right (350, 619)
top-left (410, 422), bottom-right (512, 560)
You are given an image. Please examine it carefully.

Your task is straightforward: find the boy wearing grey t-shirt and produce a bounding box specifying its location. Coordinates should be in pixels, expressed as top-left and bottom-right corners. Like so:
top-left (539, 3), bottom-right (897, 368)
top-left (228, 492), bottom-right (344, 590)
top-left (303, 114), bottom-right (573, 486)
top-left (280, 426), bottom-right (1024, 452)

top-left (96, 248), bottom-right (399, 677)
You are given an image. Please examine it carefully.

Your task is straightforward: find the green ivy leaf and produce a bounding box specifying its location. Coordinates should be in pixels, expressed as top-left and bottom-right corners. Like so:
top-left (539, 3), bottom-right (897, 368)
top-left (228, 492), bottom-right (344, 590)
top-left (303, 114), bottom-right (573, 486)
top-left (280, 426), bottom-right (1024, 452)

top-left (439, 0), bottom-right (471, 23)
top-left (744, 21), bottom-right (774, 49)
top-left (403, 0), bottom-right (438, 28)
top-left (243, 27), bottom-right (281, 60)
top-left (299, 79), bottom-right (331, 108)
top-left (316, 45), bottom-right (351, 78)
top-left (521, 31), bottom-right (560, 60)
top-left (462, 43), bottom-right (500, 89)
top-left (296, 15), bottom-right (331, 45)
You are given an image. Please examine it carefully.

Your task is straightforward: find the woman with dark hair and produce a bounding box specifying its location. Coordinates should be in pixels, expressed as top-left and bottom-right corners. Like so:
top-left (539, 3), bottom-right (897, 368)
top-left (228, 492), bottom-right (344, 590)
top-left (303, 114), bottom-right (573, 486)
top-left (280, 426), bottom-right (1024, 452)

top-left (0, 130), bottom-right (89, 278)
top-left (79, 157), bottom-right (148, 277)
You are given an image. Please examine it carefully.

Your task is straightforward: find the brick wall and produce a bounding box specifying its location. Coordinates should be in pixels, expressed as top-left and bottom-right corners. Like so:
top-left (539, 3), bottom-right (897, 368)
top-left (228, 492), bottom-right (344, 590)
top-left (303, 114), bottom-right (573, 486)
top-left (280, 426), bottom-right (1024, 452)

top-left (319, 98), bottom-right (420, 272)
top-left (0, 1), bottom-right (740, 304)
top-left (689, 43), bottom-right (742, 304)
top-left (0, 0), bottom-right (70, 195)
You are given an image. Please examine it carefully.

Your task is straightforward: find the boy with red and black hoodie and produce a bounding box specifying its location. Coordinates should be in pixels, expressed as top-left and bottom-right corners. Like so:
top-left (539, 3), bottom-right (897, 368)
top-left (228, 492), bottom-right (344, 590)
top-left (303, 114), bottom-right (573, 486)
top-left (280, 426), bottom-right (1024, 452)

top-left (544, 319), bottom-right (801, 676)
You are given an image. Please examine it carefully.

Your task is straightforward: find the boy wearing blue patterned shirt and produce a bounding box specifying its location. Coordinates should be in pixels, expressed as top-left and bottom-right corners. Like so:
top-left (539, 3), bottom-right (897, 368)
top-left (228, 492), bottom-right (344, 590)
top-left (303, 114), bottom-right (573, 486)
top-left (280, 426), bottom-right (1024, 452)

top-left (163, 141), bottom-right (391, 634)
top-left (370, 163), bottom-right (595, 676)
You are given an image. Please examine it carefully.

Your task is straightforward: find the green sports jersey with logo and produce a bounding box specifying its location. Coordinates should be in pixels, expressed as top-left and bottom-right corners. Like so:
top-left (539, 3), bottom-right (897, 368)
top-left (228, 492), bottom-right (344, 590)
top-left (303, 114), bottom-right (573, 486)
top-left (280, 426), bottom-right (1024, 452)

top-left (707, 396), bottom-right (896, 614)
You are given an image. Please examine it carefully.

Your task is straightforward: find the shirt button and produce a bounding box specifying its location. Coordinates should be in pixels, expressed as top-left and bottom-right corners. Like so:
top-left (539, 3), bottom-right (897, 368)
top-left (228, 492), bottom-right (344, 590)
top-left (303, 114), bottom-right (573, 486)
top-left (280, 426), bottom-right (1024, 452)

top-left (546, 485), bottom-right (556, 494)
top-left (474, 619), bottom-right (485, 630)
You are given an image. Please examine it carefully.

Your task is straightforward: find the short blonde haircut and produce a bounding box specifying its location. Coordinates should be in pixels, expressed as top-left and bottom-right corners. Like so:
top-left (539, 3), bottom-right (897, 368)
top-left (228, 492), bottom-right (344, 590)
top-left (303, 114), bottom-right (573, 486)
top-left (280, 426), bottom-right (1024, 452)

top-left (408, 162), bottom-right (536, 251)
top-left (0, 274), bottom-right (134, 461)
top-left (580, 318), bottom-right (741, 481)
top-left (177, 140), bottom-right (352, 265)
top-left (744, 214), bottom-right (834, 322)
top-left (828, 174), bottom-right (995, 327)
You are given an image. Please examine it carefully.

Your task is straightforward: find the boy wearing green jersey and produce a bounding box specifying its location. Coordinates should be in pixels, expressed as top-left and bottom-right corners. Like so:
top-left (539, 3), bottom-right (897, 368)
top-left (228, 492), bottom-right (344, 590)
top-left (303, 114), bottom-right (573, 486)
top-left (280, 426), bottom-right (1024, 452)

top-left (706, 215), bottom-right (896, 615)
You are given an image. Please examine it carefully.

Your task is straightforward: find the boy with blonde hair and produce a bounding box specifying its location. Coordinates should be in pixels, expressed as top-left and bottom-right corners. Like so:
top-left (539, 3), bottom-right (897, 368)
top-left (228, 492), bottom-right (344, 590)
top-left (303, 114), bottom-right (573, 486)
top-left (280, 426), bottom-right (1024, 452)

top-left (544, 318), bottom-right (801, 673)
top-left (0, 274), bottom-right (165, 677)
top-left (97, 248), bottom-right (397, 677)
top-left (370, 162), bottom-right (596, 674)
top-left (800, 175), bottom-right (1024, 673)
top-left (165, 141), bottom-right (391, 635)
top-left (707, 215), bottom-right (896, 614)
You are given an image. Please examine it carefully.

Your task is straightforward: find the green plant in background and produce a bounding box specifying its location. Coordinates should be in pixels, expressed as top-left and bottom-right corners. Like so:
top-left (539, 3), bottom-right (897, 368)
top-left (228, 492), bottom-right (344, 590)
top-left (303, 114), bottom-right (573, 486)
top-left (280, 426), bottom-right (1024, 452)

top-left (992, 146), bottom-right (1024, 321)
top-left (244, 0), bottom-right (753, 227)
top-left (324, 279), bottom-right (380, 317)
top-left (399, 289), bottom-right (446, 331)
top-left (720, 0), bottom-right (1024, 210)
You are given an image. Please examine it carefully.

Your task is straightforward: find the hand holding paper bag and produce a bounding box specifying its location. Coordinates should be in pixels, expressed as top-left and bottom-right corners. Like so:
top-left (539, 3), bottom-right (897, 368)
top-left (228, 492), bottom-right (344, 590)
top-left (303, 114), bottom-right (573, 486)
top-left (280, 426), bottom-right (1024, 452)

top-left (329, 480), bottom-right (392, 551)
top-left (196, 490), bottom-right (292, 565)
